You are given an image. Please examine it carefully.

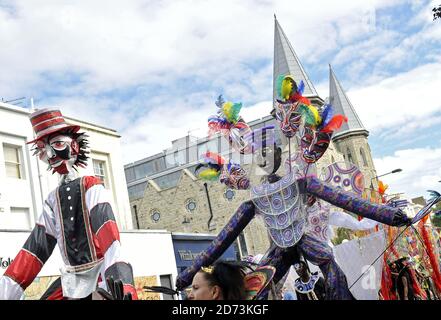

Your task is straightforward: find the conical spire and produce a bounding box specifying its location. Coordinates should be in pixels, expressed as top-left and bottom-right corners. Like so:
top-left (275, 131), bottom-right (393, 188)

top-left (329, 64), bottom-right (368, 137)
top-left (273, 17), bottom-right (318, 102)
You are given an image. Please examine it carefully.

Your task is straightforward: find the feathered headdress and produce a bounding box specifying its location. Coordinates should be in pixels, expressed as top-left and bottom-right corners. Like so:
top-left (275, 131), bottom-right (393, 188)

top-left (195, 151), bottom-right (249, 189)
top-left (276, 74), bottom-right (310, 105)
top-left (208, 95), bottom-right (244, 133)
top-left (208, 95), bottom-right (252, 154)
top-left (194, 151), bottom-right (225, 181)
top-left (299, 103), bottom-right (348, 134)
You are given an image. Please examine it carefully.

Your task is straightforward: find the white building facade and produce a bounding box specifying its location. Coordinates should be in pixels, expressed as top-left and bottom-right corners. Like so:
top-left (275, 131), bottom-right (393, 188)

top-left (0, 101), bottom-right (133, 231)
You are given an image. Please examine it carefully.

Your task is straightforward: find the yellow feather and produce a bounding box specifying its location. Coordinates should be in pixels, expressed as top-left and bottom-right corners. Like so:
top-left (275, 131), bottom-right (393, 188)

top-left (307, 105), bottom-right (321, 126)
top-left (281, 79), bottom-right (292, 100)
top-left (198, 169), bottom-right (220, 181)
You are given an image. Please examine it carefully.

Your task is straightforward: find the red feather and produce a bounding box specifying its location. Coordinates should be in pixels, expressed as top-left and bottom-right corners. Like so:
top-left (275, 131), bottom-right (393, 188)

top-left (204, 151), bottom-right (225, 165)
top-left (418, 219), bottom-right (441, 292)
top-left (290, 93), bottom-right (311, 105)
top-left (321, 114), bottom-right (348, 133)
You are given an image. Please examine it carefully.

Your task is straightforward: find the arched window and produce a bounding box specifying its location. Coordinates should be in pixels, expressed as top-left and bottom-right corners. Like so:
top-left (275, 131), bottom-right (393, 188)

top-left (360, 148), bottom-right (368, 167)
top-left (346, 148), bottom-right (353, 164)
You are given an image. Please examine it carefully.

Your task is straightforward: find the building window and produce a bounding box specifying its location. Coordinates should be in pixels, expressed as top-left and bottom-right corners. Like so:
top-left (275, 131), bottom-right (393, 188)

top-left (234, 232), bottom-right (249, 259)
top-left (185, 198), bottom-right (197, 213)
top-left (159, 275), bottom-right (175, 300)
top-left (128, 182), bottom-right (147, 201)
top-left (346, 148), bottom-right (353, 164)
top-left (93, 159), bottom-right (108, 188)
top-left (224, 189), bottom-right (236, 201)
top-left (360, 148), bottom-right (368, 167)
top-left (3, 144), bottom-right (24, 179)
top-left (151, 210), bottom-right (161, 223)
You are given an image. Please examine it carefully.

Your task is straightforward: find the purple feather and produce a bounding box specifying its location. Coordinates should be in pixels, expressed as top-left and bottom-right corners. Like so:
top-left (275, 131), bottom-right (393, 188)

top-left (297, 80), bottom-right (305, 95)
top-left (320, 104), bottom-right (334, 128)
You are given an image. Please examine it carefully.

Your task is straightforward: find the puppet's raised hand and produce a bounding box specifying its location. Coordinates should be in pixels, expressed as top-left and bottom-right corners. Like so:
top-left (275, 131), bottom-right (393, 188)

top-left (94, 277), bottom-right (132, 300)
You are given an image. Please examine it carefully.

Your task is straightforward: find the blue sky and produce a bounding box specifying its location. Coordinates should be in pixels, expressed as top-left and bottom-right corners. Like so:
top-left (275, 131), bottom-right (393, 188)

top-left (0, 0), bottom-right (440, 198)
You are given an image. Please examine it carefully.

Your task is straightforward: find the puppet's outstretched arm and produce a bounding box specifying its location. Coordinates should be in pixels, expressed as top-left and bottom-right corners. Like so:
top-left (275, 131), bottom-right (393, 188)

top-left (175, 200), bottom-right (256, 291)
top-left (304, 176), bottom-right (411, 227)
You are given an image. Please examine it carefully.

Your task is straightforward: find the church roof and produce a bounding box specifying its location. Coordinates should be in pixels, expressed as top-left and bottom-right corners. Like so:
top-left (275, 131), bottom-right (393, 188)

top-left (329, 64), bottom-right (368, 137)
top-left (273, 17), bottom-right (318, 101)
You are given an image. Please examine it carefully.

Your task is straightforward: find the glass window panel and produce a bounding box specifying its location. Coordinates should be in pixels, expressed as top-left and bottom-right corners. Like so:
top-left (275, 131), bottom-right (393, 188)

top-left (6, 163), bottom-right (21, 178)
top-left (197, 142), bottom-right (208, 158)
top-left (128, 182), bottom-right (147, 200)
top-left (3, 144), bottom-right (22, 179)
top-left (219, 136), bottom-right (230, 154)
top-left (154, 157), bottom-right (166, 172)
top-left (134, 162), bottom-right (155, 179)
top-left (153, 171), bottom-right (181, 190)
top-left (4, 145), bottom-right (19, 163)
top-left (175, 149), bottom-right (186, 166)
top-left (238, 232), bottom-right (248, 257)
top-left (93, 159), bottom-right (108, 188)
top-left (125, 167), bottom-right (135, 183)
top-left (206, 138), bottom-right (218, 153)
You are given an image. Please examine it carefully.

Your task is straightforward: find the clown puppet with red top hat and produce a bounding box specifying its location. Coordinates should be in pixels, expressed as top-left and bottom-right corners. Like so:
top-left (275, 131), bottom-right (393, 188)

top-left (0, 108), bottom-right (138, 300)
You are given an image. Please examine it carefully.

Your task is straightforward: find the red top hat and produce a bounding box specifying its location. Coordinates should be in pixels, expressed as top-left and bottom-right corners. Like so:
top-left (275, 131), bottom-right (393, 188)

top-left (27, 108), bottom-right (80, 144)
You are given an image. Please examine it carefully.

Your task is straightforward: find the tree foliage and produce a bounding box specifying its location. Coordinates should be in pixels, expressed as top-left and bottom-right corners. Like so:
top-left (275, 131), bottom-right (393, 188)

top-left (331, 228), bottom-right (354, 246)
top-left (432, 211), bottom-right (441, 228)
top-left (434, 5), bottom-right (441, 20)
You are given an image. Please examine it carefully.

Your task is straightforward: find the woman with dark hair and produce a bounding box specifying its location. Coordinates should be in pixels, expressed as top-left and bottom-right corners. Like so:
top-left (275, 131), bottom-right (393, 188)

top-left (187, 261), bottom-right (247, 300)
top-left (390, 258), bottom-right (416, 300)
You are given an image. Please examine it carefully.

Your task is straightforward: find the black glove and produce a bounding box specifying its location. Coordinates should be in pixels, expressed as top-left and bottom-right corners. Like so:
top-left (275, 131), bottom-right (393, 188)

top-left (392, 210), bottom-right (412, 227)
top-left (95, 277), bottom-right (132, 300)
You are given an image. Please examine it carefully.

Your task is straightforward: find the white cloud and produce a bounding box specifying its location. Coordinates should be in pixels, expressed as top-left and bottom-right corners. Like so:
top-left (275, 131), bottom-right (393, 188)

top-left (0, 0), bottom-right (404, 98)
top-left (1, 0), bottom-right (438, 181)
top-left (373, 145), bottom-right (441, 198)
top-left (346, 62), bottom-right (441, 135)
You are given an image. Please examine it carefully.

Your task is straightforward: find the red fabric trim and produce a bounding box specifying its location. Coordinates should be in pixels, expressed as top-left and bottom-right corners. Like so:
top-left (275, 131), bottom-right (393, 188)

top-left (34, 118), bottom-right (65, 133)
top-left (83, 176), bottom-right (104, 192)
top-left (94, 220), bottom-right (120, 256)
top-left (30, 111), bottom-right (62, 126)
top-left (46, 287), bottom-right (64, 300)
top-left (26, 125), bottom-right (79, 144)
top-left (123, 284), bottom-right (139, 300)
top-left (4, 250), bottom-right (43, 289)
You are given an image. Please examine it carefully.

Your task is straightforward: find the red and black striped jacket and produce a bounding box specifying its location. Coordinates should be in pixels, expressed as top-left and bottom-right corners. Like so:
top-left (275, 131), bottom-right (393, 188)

top-left (0, 176), bottom-right (138, 300)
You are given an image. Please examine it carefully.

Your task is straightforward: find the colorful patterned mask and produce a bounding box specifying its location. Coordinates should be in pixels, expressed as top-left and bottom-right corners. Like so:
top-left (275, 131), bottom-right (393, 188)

top-left (298, 103), bottom-right (347, 164)
top-left (33, 132), bottom-right (88, 174)
top-left (300, 126), bottom-right (331, 163)
top-left (219, 162), bottom-right (250, 190)
top-left (208, 96), bottom-right (252, 154)
top-left (274, 101), bottom-right (303, 138)
top-left (29, 108), bottom-right (89, 175)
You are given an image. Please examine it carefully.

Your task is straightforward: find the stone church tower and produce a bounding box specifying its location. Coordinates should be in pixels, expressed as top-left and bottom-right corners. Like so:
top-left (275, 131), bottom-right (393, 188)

top-left (328, 65), bottom-right (378, 191)
top-left (273, 17), bottom-right (323, 107)
top-left (272, 16), bottom-right (344, 174)
top-left (273, 15), bottom-right (378, 192)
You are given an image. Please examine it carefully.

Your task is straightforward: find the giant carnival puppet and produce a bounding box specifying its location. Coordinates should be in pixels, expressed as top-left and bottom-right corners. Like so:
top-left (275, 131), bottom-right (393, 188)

top-left (0, 109), bottom-right (137, 300)
top-left (175, 74), bottom-right (441, 300)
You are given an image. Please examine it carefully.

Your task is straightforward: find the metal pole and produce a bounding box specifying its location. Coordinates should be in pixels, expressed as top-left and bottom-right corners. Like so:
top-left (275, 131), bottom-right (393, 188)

top-left (133, 204), bottom-right (140, 229)
top-left (204, 182), bottom-right (214, 230)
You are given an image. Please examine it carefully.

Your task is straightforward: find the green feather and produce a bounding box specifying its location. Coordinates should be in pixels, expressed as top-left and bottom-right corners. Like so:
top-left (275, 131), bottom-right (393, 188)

top-left (298, 104), bottom-right (316, 126)
top-left (276, 75), bottom-right (285, 100)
